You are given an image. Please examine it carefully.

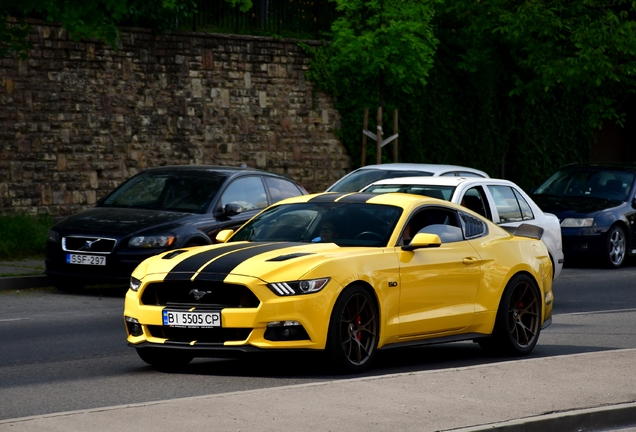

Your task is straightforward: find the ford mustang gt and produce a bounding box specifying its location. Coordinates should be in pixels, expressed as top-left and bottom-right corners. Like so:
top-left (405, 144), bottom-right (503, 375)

top-left (124, 192), bottom-right (554, 373)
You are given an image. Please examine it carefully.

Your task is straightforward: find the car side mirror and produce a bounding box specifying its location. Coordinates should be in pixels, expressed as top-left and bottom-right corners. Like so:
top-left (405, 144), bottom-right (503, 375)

top-left (401, 233), bottom-right (442, 251)
top-left (224, 203), bottom-right (243, 216)
top-left (215, 229), bottom-right (234, 243)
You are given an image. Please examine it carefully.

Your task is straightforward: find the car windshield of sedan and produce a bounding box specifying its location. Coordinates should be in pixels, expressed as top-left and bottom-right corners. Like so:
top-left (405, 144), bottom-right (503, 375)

top-left (100, 171), bottom-right (228, 213)
top-left (534, 168), bottom-right (635, 201)
top-left (230, 202), bottom-right (403, 247)
top-left (329, 170), bottom-right (435, 193)
top-left (363, 184), bottom-right (455, 201)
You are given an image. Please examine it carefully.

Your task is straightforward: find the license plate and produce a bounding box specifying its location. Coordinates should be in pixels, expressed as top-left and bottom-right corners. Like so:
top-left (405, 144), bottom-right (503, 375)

top-left (66, 254), bottom-right (106, 266)
top-left (162, 310), bottom-right (221, 328)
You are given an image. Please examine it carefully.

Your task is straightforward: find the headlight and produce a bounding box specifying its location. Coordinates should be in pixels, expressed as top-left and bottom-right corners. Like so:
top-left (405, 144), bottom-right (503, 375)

top-left (560, 218), bottom-right (594, 228)
top-left (267, 278), bottom-right (330, 296)
top-left (130, 276), bottom-right (142, 291)
top-left (128, 235), bottom-right (175, 248)
top-left (48, 230), bottom-right (59, 242)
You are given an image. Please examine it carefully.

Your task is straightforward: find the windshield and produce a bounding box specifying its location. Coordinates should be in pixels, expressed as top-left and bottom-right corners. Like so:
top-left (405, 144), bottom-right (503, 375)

top-left (328, 169), bottom-right (434, 193)
top-left (534, 168), bottom-right (634, 201)
top-left (364, 184), bottom-right (455, 201)
top-left (100, 171), bottom-right (228, 213)
top-left (230, 202), bottom-right (403, 247)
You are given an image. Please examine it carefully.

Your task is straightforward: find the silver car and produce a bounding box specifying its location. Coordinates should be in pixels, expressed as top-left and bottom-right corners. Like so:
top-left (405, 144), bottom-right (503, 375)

top-left (326, 163), bottom-right (490, 193)
top-left (361, 176), bottom-right (564, 279)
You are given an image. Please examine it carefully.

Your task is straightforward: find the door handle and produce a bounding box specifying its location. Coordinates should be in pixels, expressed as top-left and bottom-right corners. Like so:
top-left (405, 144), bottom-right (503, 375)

top-left (462, 256), bottom-right (479, 265)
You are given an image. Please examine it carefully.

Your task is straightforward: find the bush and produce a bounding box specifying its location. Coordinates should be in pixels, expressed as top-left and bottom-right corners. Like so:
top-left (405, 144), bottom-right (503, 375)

top-left (0, 213), bottom-right (54, 260)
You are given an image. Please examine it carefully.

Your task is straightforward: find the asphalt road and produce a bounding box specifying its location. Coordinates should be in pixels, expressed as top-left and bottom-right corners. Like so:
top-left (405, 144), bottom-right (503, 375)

top-left (1, 264), bottom-right (635, 421)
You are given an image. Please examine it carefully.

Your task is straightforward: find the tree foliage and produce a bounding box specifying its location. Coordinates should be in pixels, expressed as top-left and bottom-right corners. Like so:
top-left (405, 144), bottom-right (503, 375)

top-left (0, 0), bottom-right (252, 58)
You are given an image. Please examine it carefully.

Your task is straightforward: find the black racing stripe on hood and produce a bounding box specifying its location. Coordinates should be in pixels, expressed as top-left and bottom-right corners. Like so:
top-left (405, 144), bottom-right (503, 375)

top-left (196, 242), bottom-right (302, 276)
top-left (164, 243), bottom-right (259, 281)
top-left (337, 193), bottom-right (376, 203)
top-left (308, 193), bottom-right (348, 202)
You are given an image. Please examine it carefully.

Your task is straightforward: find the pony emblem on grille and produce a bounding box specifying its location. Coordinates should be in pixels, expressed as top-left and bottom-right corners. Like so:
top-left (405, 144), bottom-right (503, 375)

top-left (189, 289), bottom-right (212, 300)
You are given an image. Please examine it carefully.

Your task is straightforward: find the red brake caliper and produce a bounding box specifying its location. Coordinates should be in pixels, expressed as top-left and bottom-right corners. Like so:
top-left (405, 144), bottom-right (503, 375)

top-left (356, 315), bottom-right (362, 341)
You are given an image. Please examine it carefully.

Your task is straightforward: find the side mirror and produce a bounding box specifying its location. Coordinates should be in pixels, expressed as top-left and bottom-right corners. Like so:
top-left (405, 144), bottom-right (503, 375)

top-left (401, 233), bottom-right (442, 251)
top-left (215, 229), bottom-right (234, 243)
top-left (224, 203), bottom-right (243, 216)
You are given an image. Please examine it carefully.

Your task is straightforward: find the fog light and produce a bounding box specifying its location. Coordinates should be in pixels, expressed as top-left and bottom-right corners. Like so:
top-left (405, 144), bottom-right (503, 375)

top-left (264, 321), bottom-right (309, 341)
top-left (125, 316), bottom-right (143, 337)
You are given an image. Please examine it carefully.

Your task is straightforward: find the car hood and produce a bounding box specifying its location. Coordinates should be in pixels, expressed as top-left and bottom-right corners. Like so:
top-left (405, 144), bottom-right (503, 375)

top-left (530, 195), bottom-right (622, 218)
top-left (52, 207), bottom-right (197, 236)
top-left (137, 241), bottom-right (367, 283)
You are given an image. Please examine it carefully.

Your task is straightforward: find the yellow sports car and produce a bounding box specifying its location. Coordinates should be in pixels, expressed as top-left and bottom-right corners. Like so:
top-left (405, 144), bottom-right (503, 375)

top-left (124, 192), bottom-right (554, 373)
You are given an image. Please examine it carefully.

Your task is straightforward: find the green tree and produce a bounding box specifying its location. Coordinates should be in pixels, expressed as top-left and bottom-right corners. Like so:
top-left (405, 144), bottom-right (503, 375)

top-left (302, 0), bottom-right (440, 163)
top-left (445, 0), bottom-right (636, 127)
top-left (0, 0), bottom-right (253, 58)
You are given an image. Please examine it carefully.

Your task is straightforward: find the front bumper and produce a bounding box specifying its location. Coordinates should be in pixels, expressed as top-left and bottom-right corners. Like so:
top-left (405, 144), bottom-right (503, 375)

top-left (561, 226), bottom-right (608, 257)
top-left (124, 274), bottom-right (339, 354)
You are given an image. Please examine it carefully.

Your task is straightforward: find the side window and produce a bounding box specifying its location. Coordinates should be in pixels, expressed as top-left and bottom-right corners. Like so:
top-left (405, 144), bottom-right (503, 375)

top-left (401, 207), bottom-right (463, 245)
top-left (513, 189), bottom-right (534, 220)
top-left (460, 187), bottom-right (491, 219)
top-left (487, 185), bottom-right (524, 223)
top-left (264, 176), bottom-right (303, 204)
top-left (220, 176), bottom-right (268, 212)
top-left (459, 212), bottom-right (488, 239)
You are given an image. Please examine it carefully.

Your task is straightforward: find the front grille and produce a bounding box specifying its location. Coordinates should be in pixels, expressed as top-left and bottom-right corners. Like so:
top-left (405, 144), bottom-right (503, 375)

top-left (141, 280), bottom-right (260, 308)
top-left (147, 326), bottom-right (252, 343)
top-left (63, 236), bottom-right (117, 253)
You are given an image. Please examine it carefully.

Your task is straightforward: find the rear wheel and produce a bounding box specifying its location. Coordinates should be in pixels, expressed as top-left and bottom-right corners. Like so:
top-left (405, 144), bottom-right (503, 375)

top-left (479, 274), bottom-right (541, 356)
top-left (136, 347), bottom-right (194, 370)
top-left (606, 225), bottom-right (626, 269)
top-left (326, 286), bottom-right (379, 373)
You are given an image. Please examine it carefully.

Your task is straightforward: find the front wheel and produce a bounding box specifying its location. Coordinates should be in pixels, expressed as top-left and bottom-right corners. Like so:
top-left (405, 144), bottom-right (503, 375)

top-left (479, 274), bottom-right (541, 356)
top-left (136, 347), bottom-right (194, 370)
top-left (326, 286), bottom-right (379, 373)
top-left (606, 225), bottom-right (626, 269)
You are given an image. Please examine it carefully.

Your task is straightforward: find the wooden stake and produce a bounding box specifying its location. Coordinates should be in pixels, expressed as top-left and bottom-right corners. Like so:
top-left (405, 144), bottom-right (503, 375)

top-left (361, 107), bottom-right (369, 167)
top-left (393, 108), bottom-right (398, 163)
top-left (376, 106), bottom-right (383, 165)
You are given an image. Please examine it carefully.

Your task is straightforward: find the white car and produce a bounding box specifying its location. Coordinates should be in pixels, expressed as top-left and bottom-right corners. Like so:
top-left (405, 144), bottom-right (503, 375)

top-left (361, 176), bottom-right (564, 279)
top-left (326, 163), bottom-right (490, 193)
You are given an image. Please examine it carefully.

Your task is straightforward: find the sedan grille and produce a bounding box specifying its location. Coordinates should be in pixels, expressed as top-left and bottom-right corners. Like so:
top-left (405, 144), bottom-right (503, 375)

top-left (62, 236), bottom-right (116, 254)
top-left (141, 280), bottom-right (260, 308)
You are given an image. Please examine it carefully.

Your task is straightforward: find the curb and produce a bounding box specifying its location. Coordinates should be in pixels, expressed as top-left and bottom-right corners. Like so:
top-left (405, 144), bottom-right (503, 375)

top-left (0, 275), bottom-right (51, 291)
top-left (449, 402), bottom-right (636, 432)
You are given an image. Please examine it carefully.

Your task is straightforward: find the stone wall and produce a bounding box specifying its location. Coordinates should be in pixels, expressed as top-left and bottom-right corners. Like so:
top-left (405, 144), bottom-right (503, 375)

top-left (0, 20), bottom-right (351, 216)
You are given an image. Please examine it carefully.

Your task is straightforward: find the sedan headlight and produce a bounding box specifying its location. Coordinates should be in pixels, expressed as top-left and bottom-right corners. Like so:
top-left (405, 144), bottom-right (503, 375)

top-left (48, 230), bottom-right (59, 243)
top-left (560, 218), bottom-right (594, 228)
top-left (128, 235), bottom-right (175, 248)
top-left (267, 278), bottom-right (330, 296)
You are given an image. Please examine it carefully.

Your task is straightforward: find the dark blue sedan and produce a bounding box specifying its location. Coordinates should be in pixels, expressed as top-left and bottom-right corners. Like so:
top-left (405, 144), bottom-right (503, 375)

top-left (531, 163), bottom-right (636, 268)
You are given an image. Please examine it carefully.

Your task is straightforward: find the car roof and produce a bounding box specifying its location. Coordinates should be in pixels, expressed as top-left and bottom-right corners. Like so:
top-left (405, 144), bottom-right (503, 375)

top-left (276, 191), bottom-right (468, 209)
top-left (138, 165), bottom-right (273, 175)
top-left (349, 163), bottom-right (489, 176)
top-left (560, 163), bottom-right (636, 173)
top-left (363, 176), bottom-right (515, 188)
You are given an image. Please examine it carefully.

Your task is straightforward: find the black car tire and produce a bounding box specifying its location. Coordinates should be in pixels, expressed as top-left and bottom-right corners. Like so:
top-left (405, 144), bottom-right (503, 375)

top-left (325, 285), bottom-right (379, 373)
top-left (606, 225), bottom-right (626, 269)
top-left (479, 274), bottom-right (541, 356)
top-left (136, 347), bottom-right (194, 369)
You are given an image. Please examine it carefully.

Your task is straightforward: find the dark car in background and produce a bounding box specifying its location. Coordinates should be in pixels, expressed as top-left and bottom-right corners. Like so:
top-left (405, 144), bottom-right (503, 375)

top-left (530, 163), bottom-right (636, 268)
top-left (45, 165), bottom-right (307, 290)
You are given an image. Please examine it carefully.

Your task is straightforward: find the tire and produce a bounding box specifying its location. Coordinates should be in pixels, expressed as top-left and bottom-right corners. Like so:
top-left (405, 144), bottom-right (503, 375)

top-left (479, 274), bottom-right (541, 356)
top-left (326, 285), bottom-right (379, 373)
top-left (136, 347), bottom-right (194, 370)
top-left (606, 225), bottom-right (626, 269)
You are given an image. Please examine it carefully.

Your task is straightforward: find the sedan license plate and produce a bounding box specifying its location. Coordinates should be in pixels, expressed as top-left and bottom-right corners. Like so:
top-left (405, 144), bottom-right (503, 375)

top-left (162, 310), bottom-right (221, 328)
top-left (66, 254), bottom-right (106, 266)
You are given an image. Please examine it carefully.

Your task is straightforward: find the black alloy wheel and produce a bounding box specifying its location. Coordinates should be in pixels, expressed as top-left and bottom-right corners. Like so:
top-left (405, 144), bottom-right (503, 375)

top-left (606, 225), bottom-right (626, 269)
top-left (326, 286), bottom-right (379, 373)
top-left (479, 274), bottom-right (541, 356)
